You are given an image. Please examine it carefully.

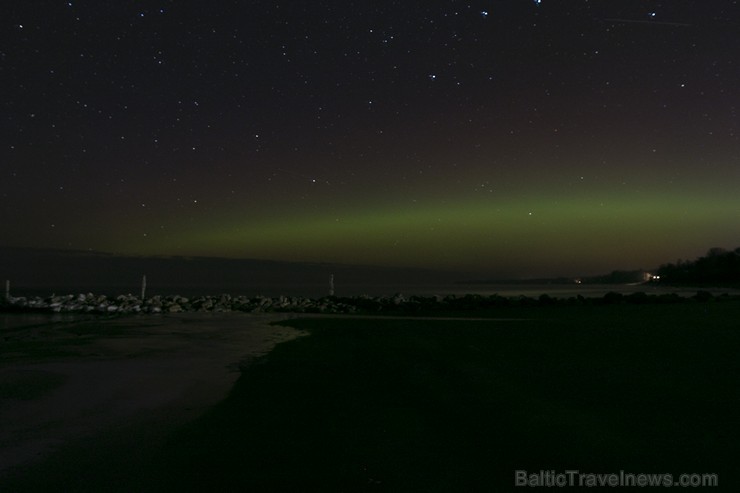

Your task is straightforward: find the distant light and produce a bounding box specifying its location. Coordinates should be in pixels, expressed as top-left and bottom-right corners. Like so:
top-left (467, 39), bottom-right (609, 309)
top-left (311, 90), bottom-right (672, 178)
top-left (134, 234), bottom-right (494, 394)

top-left (534, 0), bottom-right (541, 5)
top-left (481, 11), bottom-right (488, 18)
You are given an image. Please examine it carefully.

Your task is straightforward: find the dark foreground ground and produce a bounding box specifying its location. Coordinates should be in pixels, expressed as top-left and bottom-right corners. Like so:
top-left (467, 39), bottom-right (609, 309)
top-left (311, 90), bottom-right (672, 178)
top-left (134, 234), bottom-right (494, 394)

top-left (2, 301), bottom-right (739, 491)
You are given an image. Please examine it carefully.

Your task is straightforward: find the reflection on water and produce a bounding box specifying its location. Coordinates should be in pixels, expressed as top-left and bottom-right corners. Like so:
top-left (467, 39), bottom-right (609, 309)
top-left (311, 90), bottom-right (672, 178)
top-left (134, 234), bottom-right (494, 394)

top-left (0, 313), bottom-right (96, 332)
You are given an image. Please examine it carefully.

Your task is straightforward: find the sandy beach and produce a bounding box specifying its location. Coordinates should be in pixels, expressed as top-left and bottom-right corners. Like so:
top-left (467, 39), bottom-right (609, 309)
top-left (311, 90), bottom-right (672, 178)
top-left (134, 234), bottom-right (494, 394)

top-left (0, 313), bottom-right (306, 475)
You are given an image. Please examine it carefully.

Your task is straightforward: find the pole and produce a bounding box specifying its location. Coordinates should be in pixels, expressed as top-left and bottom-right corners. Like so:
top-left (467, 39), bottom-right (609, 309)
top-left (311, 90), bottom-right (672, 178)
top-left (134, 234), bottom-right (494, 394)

top-left (329, 274), bottom-right (335, 297)
top-left (141, 275), bottom-right (147, 300)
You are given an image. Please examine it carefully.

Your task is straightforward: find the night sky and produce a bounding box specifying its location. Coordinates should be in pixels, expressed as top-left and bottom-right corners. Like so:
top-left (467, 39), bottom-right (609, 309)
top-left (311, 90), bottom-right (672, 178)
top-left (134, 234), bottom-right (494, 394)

top-left (2, 1), bottom-right (739, 278)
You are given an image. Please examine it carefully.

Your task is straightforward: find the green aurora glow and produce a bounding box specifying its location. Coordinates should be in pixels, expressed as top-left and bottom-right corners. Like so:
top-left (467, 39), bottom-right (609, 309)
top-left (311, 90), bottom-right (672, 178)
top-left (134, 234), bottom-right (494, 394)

top-left (3, 2), bottom-right (738, 278)
top-left (103, 189), bottom-right (739, 277)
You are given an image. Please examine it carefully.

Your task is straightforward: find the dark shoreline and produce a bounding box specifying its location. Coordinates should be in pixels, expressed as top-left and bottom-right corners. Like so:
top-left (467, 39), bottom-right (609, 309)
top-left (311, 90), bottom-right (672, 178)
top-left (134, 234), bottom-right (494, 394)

top-left (4, 302), bottom-right (737, 491)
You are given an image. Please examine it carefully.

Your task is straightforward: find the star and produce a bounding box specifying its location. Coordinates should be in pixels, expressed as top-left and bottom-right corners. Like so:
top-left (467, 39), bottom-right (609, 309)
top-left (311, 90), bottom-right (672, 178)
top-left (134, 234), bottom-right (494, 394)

top-left (1, 0), bottom-right (736, 278)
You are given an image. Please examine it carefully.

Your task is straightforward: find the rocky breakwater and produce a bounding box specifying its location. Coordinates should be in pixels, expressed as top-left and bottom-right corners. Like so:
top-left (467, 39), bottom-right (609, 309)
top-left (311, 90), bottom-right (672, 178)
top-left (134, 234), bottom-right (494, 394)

top-left (1, 293), bottom-right (359, 315)
top-left (3, 290), bottom-right (735, 316)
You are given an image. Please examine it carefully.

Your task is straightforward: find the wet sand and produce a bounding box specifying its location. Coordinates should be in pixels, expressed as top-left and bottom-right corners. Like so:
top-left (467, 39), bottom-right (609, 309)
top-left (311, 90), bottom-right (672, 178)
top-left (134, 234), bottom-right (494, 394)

top-left (0, 313), bottom-right (306, 474)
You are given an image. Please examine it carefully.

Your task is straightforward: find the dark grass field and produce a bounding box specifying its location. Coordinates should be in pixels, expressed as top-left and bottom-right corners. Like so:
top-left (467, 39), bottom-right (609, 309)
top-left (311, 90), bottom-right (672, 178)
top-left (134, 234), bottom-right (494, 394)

top-left (3, 301), bottom-right (739, 491)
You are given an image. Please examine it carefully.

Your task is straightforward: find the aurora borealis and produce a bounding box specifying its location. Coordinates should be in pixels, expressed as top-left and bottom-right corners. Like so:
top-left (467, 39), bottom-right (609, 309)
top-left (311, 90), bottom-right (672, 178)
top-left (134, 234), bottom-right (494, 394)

top-left (2, 1), bottom-right (739, 278)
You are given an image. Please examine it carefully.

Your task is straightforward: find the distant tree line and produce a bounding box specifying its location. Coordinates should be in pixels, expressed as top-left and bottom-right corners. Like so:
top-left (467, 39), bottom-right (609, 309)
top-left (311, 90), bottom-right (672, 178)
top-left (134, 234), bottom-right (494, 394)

top-left (657, 247), bottom-right (740, 285)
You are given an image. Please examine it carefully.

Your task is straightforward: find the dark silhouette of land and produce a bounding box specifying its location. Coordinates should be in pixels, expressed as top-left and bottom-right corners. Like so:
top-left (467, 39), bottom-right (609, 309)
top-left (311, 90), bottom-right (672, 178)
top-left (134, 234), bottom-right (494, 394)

top-left (465, 246), bottom-right (740, 287)
top-left (656, 247), bottom-right (740, 286)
